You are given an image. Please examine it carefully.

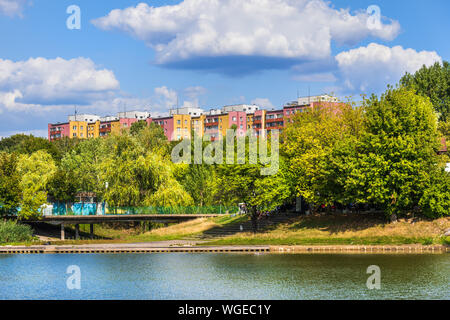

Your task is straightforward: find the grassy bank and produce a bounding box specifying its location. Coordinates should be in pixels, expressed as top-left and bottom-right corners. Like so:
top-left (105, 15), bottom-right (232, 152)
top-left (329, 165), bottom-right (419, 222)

top-left (3, 213), bottom-right (449, 246)
top-left (204, 214), bottom-right (450, 246)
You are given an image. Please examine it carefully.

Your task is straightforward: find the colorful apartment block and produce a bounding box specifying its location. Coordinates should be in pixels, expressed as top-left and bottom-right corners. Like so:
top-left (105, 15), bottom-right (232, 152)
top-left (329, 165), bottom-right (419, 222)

top-left (48, 96), bottom-right (344, 142)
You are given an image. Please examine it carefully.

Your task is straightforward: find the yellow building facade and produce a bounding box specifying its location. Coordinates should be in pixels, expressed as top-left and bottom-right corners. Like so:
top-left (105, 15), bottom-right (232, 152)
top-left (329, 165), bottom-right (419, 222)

top-left (69, 121), bottom-right (88, 139)
top-left (173, 114), bottom-right (192, 140)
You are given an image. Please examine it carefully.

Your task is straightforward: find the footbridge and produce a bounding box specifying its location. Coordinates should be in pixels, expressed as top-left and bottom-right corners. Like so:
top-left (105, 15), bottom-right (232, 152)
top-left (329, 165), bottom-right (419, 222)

top-left (22, 214), bottom-right (222, 241)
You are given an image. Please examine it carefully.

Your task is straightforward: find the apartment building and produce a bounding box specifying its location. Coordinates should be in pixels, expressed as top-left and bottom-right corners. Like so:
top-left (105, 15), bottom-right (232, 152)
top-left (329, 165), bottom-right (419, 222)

top-left (48, 95), bottom-right (343, 142)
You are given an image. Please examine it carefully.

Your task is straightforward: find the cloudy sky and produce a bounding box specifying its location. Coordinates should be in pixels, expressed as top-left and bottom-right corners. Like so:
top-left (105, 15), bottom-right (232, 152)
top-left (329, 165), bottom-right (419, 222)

top-left (0, 0), bottom-right (448, 137)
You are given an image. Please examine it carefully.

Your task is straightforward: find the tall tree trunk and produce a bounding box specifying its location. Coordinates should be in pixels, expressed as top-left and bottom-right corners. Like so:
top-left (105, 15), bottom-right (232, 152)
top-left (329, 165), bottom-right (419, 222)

top-left (251, 206), bottom-right (258, 233)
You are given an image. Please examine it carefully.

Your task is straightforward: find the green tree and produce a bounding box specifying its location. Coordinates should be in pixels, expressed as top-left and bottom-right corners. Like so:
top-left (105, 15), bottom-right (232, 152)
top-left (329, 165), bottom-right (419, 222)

top-left (61, 137), bottom-right (108, 199)
top-left (130, 120), bottom-right (148, 136)
top-left (217, 136), bottom-right (292, 232)
top-left (17, 150), bottom-right (57, 219)
top-left (181, 164), bottom-right (218, 206)
top-left (282, 102), bottom-right (364, 208)
top-left (419, 168), bottom-right (450, 218)
top-left (348, 88), bottom-right (440, 217)
top-left (47, 168), bottom-right (78, 208)
top-left (136, 122), bottom-right (170, 156)
top-left (400, 61), bottom-right (450, 121)
top-left (0, 152), bottom-right (22, 216)
top-left (0, 134), bottom-right (61, 160)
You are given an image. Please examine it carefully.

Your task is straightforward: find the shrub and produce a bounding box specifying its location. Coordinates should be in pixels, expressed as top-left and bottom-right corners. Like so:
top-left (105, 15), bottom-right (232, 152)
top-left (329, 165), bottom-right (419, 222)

top-left (0, 220), bottom-right (34, 243)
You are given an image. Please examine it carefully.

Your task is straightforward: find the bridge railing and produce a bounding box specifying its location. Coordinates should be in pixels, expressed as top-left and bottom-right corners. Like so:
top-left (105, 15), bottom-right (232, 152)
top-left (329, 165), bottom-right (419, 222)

top-left (48, 203), bottom-right (237, 216)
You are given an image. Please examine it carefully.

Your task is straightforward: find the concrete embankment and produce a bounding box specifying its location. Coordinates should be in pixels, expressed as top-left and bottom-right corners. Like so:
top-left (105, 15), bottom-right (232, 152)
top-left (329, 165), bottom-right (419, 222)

top-left (0, 242), bottom-right (448, 254)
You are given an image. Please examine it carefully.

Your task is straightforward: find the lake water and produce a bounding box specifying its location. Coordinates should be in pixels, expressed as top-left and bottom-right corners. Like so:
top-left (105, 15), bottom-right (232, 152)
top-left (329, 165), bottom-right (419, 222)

top-left (0, 253), bottom-right (448, 300)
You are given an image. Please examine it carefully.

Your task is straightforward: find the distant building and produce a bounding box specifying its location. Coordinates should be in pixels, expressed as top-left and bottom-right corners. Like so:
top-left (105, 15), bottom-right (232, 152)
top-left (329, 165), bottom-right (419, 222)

top-left (48, 95), bottom-right (344, 141)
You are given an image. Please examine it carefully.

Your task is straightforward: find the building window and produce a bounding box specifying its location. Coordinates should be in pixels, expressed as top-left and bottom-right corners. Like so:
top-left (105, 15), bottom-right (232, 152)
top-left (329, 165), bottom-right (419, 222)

top-left (73, 133), bottom-right (77, 137)
top-left (73, 126), bottom-right (77, 130)
top-left (177, 120), bottom-right (181, 125)
top-left (80, 126), bottom-right (84, 130)
top-left (232, 117), bottom-right (236, 121)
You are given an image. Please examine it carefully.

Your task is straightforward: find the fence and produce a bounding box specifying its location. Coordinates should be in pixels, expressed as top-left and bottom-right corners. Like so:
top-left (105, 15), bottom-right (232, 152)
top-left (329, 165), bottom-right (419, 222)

top-left (49, 203), bottom-right (237, 216)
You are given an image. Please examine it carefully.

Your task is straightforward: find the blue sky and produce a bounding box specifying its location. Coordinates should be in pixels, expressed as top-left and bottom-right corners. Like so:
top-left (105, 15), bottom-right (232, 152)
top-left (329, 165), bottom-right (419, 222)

top-left (0, 0), bottom-right (448, 137)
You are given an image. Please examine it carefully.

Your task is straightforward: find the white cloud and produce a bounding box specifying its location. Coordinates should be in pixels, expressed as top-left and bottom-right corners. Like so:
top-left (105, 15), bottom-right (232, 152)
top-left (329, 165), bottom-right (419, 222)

top-left (92, 0), bottom-right (400, 68)
top-left (251, 98), bottom-right (275, 109)
top-left (0, 57), bottom-right (120, 112)
top-left (0, 0), bottom-right (28, 17)
top-left (154, 86), bottom-right (178, 109)
top-left (335, 43), bottom-right (442, 93)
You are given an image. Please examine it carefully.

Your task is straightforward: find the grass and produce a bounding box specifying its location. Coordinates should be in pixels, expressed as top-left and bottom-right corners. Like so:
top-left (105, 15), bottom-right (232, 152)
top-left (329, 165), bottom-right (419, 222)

top-left (203, 214), bottom-right (450, 246)
top-left (129, 215), bottom-right (247, 242)
top-left (3, 213), bottom-right (449, 247)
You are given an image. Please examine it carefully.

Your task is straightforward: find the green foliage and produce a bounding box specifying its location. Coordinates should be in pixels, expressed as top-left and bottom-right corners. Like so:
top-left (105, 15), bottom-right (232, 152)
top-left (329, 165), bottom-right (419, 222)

top-left (130, 120), bottom-right (148, 136)
top-left (217, 136), bottom-right (292, 229)
top-left (181, 164), bottom-right (218, 206)
top-left (61, 137), bottom-right (108, 198)
top-left (17, 150), bottom-right (57, 219)
top-left (419, 169), bottom-right (450, 218)
top-left (0, 134), bottom-right (61, 160)
top-left (282, 102), bottom-right (364, 206)
top-left (47, 168), bottom-right (77, 203)
top-left (400, 61), bottom-right (450, 121)
top-left (352, 88), bottom-right (440, 216)
top-left (0, 220), bottom-right (34, 243)
top-left (0, 152), bottom-right (21, 216)
top-left (136, 123), bottom-right (171, 155)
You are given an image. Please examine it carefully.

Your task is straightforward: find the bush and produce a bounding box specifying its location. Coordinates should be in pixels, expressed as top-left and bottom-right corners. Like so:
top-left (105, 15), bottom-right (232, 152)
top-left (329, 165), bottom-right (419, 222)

top-left (0, 220), bottom-right (34, 243)
top-left (419, 169), bottom-right (450, 218)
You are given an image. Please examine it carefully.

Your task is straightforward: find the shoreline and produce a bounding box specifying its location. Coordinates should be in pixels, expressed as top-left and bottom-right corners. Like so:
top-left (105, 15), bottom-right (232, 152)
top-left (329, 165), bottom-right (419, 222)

top-left (0, 243), bottom-right (448, 254)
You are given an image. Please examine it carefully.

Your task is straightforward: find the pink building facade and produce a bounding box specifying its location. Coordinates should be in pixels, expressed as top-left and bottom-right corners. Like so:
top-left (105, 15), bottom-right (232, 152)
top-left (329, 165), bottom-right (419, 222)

top-left (48, 123), bottom-right (70, 141)
top-left (227, 111), bottom-right (247, 136)
top-left (153, 117), bottom-right (174, 141)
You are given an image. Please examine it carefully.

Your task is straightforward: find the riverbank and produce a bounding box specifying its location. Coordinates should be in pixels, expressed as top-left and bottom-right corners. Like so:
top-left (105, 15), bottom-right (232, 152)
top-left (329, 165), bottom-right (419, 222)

top-left (3, 213), bottom-right (450, 247)
top-left (0, 242), bottom-right (447, 254)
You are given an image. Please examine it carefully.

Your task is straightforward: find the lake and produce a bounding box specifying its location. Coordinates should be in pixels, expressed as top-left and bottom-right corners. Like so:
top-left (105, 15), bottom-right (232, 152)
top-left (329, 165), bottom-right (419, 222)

top-left (0, 253), bottom-right (448, 299)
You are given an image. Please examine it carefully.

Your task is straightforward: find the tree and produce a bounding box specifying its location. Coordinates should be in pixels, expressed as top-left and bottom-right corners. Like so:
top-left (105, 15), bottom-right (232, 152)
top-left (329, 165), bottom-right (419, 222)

top-left (136, 122), bottom-right (170, 156)
top-left (0, 134), bottom-right (61, 160)
top-left (347, 88), bottom-right (440, 217)
top-left (130, 120), bottom-right (148, 136)
top-left (47, 168), bottom-right (78, 208)
top-left (400, 61), bottom-right (450, 121)
top-left (17, 150), bottom-right (57, 219)
top-left (100, 133), bottom-right (193, 208)
top-left (181, 164), bottom-right (218, 206)
top-left (419, 168), bottom-right (450, 218)
top-left (0, 152), bottom-right (22, 216)
top-left (61, 137), bottom-right (108, 199)
top-left (217, 136), bottom-right (292, 232)
top-left (282, 102), bottom-right (364, 208)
